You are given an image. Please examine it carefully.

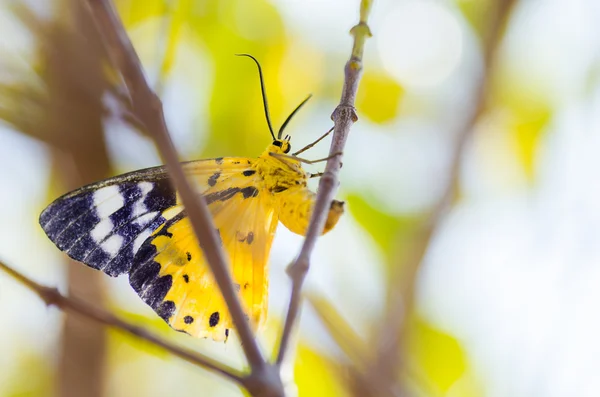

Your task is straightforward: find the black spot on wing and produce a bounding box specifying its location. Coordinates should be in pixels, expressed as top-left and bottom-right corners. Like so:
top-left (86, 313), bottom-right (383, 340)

top-left (184, 315), bottom-right (194, 324)
top-left (242, 170), bottom-right (256, 176)
top-left (204, 188), bottom-right (240, 205)
top-left (236, 231), bottom-right (254, 244)
top-left (157, 300), bottom-right (176, 320)
top-left (183, 274), bottom-right (189, 283)
top-left (186, 252), bottom-right (192, 261)
top-left (209, 312), bottom-right (220, 327)
top-left (215, 157), bottom-right (224, 165)
top-left (208, 172), bottom-right (220, 187)
top-left (241, 186), bottom-right (259, 198)
top-left (272, 185), bottom-right (288, 193)
top-left (203, 184), bottom-right (259, 205)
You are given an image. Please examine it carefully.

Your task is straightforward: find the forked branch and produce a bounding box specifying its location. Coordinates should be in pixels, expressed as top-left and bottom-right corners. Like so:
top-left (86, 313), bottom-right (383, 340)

top-left (276, 0), bottom-right (373, 366)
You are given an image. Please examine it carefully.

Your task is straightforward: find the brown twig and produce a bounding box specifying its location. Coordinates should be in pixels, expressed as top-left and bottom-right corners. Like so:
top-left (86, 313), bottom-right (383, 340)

top-left (276, 0), bottom-right (373, 366)
top-left (0, 260), bottom-right (244, 383)
top-left (372, 0), bottom-right (519, 389)
top-left (83, 0), bottom-right (268, 377)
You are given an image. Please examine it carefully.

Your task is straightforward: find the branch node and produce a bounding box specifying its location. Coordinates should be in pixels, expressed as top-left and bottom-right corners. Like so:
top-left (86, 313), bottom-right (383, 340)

top-left (350, 22), bottom-right (372, 39)
top-left (39, 286), bottom-right (61, 306)
top-left (287, 257), bottom-right (310, 280)
top-left (331, 105), bottom-right (358, 123)
top-left (318, 170), bottom-right (338, 190)
top-left (244, 364), bottom-right (285, 397)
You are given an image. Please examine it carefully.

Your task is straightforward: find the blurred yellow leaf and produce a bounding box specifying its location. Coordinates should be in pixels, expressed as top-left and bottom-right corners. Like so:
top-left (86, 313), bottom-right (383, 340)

top-left (493, 69), bottom-right (553, 180)
top-left (295, 343), bottom-right (349, 397)
top-left (510, 108), bottom-right (551, 179)
top-left (356, 71), bottom-right (404, 124)
top-left (407, 317), bottom-right (468, 394)
top-left (2, 350), bottom-right (52, 397)
top-left (346, 193), bottom-right (423, 263)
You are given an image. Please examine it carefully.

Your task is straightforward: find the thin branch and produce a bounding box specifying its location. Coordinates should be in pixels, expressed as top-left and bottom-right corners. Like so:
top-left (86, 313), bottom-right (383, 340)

top-left (0, 260), bottom-right (244, 384)
top-left (83, 0), bottom-right (267, 373)
top-left (276, 0), bottom-right (373, 366)
top-left (373, 0), bottom-right (519, 388)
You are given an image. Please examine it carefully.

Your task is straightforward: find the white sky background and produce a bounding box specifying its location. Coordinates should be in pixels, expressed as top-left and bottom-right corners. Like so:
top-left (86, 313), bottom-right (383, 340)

top-left (0, 0), bottom-right (600, 396)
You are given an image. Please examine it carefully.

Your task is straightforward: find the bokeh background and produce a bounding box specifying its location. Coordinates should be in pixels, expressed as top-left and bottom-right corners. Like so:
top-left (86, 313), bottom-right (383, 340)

top-left (1, 0), bottom-right (599, 396)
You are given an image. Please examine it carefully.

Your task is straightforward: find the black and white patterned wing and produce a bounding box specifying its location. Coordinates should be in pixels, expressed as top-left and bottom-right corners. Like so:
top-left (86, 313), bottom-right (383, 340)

top-left (39, 158), bottom-right (251, 277)
top-left (40, 167), bottom-right (177, 276)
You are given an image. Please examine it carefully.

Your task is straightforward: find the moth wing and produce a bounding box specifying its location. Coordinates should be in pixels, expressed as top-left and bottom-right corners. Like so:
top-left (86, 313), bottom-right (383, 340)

top-left (129, 171), bottom-right (277, 340)
top-left (39, 158), bottom-right (250, 276)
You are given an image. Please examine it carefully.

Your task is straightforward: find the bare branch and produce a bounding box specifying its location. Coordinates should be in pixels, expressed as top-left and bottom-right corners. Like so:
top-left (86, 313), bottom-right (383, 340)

top-left (83, 0), bottom-right (267, 374)
top-left (0, 260), bottom-right (244, 383)
top-left (373, 0), bottom-right (520, 389)
top-left (276, 0), bottom-right (373, 366)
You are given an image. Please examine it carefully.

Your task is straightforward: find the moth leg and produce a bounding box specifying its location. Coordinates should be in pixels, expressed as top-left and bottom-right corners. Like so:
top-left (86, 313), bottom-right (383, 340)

top-left (269, 151), bottom-right (343, 165)
top-left (292, 127), bottom-right (334, 156)
top-left (309, 172), bottom-right (324, 178)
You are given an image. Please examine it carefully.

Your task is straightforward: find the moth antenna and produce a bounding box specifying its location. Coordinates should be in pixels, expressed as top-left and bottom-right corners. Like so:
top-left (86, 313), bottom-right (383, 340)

top-left (235, 54), bottom-right (276, 140)
top-left (278, 94), bottom-right (312, 139)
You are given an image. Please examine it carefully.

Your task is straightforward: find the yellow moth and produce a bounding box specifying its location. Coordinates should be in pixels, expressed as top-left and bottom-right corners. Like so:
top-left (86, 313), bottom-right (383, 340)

top-left (39, 55), bottom-right (344, 341)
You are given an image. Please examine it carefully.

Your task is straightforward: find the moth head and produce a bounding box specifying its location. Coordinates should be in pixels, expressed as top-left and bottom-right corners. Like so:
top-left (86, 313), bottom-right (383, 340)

top-left (271, 137), bottom-right (291, 154)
